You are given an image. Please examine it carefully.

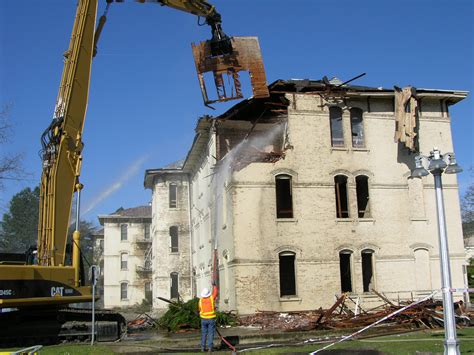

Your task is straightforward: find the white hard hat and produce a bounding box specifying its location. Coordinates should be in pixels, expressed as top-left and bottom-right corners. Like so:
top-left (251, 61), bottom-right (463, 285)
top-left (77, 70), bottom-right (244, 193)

top-left (200, 287), bottom-right (211, 298)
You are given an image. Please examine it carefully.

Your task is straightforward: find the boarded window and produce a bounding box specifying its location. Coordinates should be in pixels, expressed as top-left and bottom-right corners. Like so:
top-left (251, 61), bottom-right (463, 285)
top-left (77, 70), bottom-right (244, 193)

top-left (144, 224), bottom-right (150, 240)
top-left (356, 175), bottom-right (371, 218)
top-left (339, 251), bottom-right (352, 293)
top-left (414, 248), bottom-right (431, 290)
top-left (170, 226), bottom-right (179, 253)
top-left (361, 250), bottom-right (374, 292)
top-left (279, 252), bottom-right (296, 296)
top-left (169, 184), bottom-right (177, 208)
top-left (275, 174), bottom-right (293, 218)
top-left (120, 224), bottom-right (128, 241)
top-left (170, 272), bottom-right (179, 299)
top-left (120, 282), bottom-right (128, 300)
top-left (350, 108), bottom-right (365, 148)
top-left (330, 107), bottom-right (344, 147)
top-left (334, 175), bottom-right (349, 218)
top-left (120, 253), bottom-right (128, 270)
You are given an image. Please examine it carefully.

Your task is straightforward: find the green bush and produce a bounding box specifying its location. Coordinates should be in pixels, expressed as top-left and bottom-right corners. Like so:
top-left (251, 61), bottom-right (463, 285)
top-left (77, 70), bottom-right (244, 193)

top-left (157, 297), bottom-right (237, 332)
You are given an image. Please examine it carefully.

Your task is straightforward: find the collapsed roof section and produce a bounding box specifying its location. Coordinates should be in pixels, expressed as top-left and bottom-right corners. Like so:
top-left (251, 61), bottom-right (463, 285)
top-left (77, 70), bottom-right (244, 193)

top-left (144, 78), bottom-right (468, 184)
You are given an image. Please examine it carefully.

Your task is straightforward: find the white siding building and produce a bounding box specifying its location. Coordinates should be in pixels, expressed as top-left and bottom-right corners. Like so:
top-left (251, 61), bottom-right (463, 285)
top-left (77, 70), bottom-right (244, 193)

top-left (99, 206), bottom-right (152, 309)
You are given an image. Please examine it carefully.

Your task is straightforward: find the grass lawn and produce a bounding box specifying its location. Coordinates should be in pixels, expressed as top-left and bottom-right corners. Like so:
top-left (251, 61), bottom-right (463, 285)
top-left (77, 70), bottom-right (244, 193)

top-left (3, 328), bottom-right (474, 354)
top-left (250, 328), bottom-right (474, 354)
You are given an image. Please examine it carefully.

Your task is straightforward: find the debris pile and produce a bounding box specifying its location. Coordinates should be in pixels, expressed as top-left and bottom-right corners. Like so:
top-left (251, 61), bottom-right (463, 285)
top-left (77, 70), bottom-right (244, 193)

top-left (238, 292), bottom-right (470, 332)
top-left (156, 297), bottom-right (237, 332)
top-left (127, 313), bottom-right (157, 331)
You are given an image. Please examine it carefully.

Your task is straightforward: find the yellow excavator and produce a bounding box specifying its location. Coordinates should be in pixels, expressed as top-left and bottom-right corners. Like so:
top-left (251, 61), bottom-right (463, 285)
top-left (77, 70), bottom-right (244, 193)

top-left (0, 0), bottom-right (246, 345)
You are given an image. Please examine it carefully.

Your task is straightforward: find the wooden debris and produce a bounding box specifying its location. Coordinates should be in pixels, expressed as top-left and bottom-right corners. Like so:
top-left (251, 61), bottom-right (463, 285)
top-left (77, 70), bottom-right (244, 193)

top-left (238, 292), bottom-right (471, 333)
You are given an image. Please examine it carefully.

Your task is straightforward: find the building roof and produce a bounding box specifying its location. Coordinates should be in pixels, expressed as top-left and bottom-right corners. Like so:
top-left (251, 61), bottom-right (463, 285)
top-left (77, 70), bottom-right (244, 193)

top-left (98, 205), bottom-right (152, 224)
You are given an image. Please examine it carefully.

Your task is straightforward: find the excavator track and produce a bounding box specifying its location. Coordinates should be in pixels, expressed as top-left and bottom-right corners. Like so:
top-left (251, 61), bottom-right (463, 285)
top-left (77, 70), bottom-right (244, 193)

top-left (0, 307), bottom-right (126, 347)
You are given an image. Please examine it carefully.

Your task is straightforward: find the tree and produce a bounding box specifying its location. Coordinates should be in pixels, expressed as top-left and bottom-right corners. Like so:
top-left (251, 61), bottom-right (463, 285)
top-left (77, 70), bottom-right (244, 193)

top-left (0, 105), bottom-right (25, 190)
top-left (0, 186), bottom-right (40, 252)
top-left (461, 167), bottom-right (474, 223)
top-left (66, 220), bottom-right (97, 266)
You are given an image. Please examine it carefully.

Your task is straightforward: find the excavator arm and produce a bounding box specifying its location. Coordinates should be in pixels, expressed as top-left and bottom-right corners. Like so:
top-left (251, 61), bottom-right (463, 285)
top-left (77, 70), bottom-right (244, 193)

top-left (37, 0), bottom-right (232, 271)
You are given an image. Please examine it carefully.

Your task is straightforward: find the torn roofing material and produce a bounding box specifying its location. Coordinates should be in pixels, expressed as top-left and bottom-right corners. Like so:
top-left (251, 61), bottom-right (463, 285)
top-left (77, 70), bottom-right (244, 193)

top-left (216, 78), bottom-right (468, 121)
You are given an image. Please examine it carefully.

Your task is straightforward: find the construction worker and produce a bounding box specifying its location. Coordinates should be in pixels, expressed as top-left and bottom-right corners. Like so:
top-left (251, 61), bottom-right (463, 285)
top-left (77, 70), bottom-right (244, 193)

top-left (199, 282), bottom-right (218, 352)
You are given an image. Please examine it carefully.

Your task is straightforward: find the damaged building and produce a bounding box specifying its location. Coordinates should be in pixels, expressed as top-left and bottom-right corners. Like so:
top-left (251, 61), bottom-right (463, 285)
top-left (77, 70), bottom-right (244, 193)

top-left (144, 78), bottom-right (468, 314)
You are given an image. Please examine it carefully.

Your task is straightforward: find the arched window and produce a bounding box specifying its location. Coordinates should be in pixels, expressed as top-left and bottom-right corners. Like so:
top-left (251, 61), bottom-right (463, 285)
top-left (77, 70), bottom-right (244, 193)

top-left (330, 107), bottom-right (344, 147)
top-left (170, 226), bottom-right (179, 253)
top-left (361, 249), bottom-right (375, 292)
top-left (350, 108), bottom-right (365, 148)
top-left (414, 248), bottom-right (431, 290)
top-left (279, 251), bottom-right (296, 296)
top-left (355, 175), bottom-right (371, 218)
top-left (120, 282), bottom-right (128, 300)
top-left (275, 174), bottom-right (293, 218)
top-left (334, 175), bottom-right (349, 218)
top-left (120, 224), bottom-right (128, 241)
top-left (339, 250), bottom-right (353, 293)
top-left (170, 272), bottom-right (179, 299)
top-left (169, 184), bottom-right (177, 208)
top-left (120, 253), bottom-right (128, 270)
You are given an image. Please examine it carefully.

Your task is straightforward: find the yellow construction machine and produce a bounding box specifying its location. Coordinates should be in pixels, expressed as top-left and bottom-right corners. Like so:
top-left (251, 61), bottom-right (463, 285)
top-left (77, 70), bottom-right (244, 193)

top-left (0, 0), bottom-right (266, 345)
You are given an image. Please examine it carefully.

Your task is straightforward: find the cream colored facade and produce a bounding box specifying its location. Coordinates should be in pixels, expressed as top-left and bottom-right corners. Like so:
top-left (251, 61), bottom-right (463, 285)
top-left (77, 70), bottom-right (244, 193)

top-left (98, 207), bottom-right (152, 309)
top-left (145, 79), bottom-right (468, 315)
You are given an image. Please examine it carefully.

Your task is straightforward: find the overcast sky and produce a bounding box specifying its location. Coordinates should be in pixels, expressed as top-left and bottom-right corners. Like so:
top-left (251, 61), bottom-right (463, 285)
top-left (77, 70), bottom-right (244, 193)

top-left (0, 0), bottom-right (473, 223)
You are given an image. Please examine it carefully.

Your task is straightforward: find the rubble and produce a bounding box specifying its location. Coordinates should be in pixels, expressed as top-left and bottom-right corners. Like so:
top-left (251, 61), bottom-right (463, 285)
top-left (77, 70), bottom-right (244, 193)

top-left (238, 292), bottom-right (471, 333)
top-left (127, 313), bottom-right (157, 331)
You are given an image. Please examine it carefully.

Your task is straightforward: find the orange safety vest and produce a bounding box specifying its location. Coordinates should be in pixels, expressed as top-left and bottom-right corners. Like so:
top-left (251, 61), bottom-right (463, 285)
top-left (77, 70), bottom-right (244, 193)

top-left (199, 288), bottom-right (217, 319)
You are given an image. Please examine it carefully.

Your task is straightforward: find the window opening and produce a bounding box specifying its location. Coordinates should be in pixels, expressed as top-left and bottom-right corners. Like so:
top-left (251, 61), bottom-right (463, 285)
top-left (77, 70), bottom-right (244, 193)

top-left (275, 174), bottom-right (293, 218)
top-left (120, 253), bottom-right (128, 270)
top-left (170, 272), bottom-right (179, 299)
top-left (120, 224), bottom-right (128, 241)
top-left (279, 252), bottom-right (296, 296)
top-left (120, 282), bottom-right (128, 300)
top-left (339, 251), bottom-right (352, 292)
top-left (330, 107), bottom-right (344, 147)
top-left (356, 175), bottom-right (371, 218)
top-left (169, 184), bottom-right (177, 208)
top-left (350, 108), bottom-right (365, 148)
top-left (170, 226), bottom-right (179, 253)
top-left (361, 250), bottom-right (374, 292)
top-left (145, 282), bottom-right (152, 302)
top-left (334, 175), bottom-right (349, 218)
top-left (144, 223), bottom-right (150, 240)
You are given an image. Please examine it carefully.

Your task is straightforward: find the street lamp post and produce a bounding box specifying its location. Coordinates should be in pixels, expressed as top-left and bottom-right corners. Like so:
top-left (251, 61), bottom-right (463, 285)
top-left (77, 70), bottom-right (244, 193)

top-left (411, 148), bottom-right (463, 355)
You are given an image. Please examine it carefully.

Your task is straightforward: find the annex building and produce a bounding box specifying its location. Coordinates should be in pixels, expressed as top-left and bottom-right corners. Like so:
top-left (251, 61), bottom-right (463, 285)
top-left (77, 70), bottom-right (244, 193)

top-left (98, 206), bottom-right (152, 308)
top-left (144, 78), bottom-right (468, 314)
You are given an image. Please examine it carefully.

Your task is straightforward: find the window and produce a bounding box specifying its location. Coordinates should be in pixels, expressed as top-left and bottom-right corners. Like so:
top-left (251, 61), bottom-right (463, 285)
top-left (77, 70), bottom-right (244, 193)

top-left (279, 252), bottom-right (296, 297)
top-left (361, 250), bottom-right (374, 292)
top-left (99, 239), bottom-right (104, 250)
top-left (275, 174), bottom-right (293, 218)
top-left (339, 251), bottom-right (352, 293)
top-left (334, 175), bottom-right (349, 218)
top-left (169, 184), bottom-right (177, 208)
top-left (120, 282), bottom-right (128, 300)
top-left (330, 107), bottom-right (344, 147)
top-left (144, 224), bottom-right (150, 240)
top-left (145, 282), bottom-right (152, 302)
top-left (120, 253), bottom-right (128, 270)
top-left (355, 175), bottom-right (371, 218)
top-left (350, 108), bottom-right (365, 148)
top-left (170, 272), bottom-right (179, 299)
top-left (120, 224), bottom-right (128, 241)
top-left (170, 226), bottom-right (179, 252)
